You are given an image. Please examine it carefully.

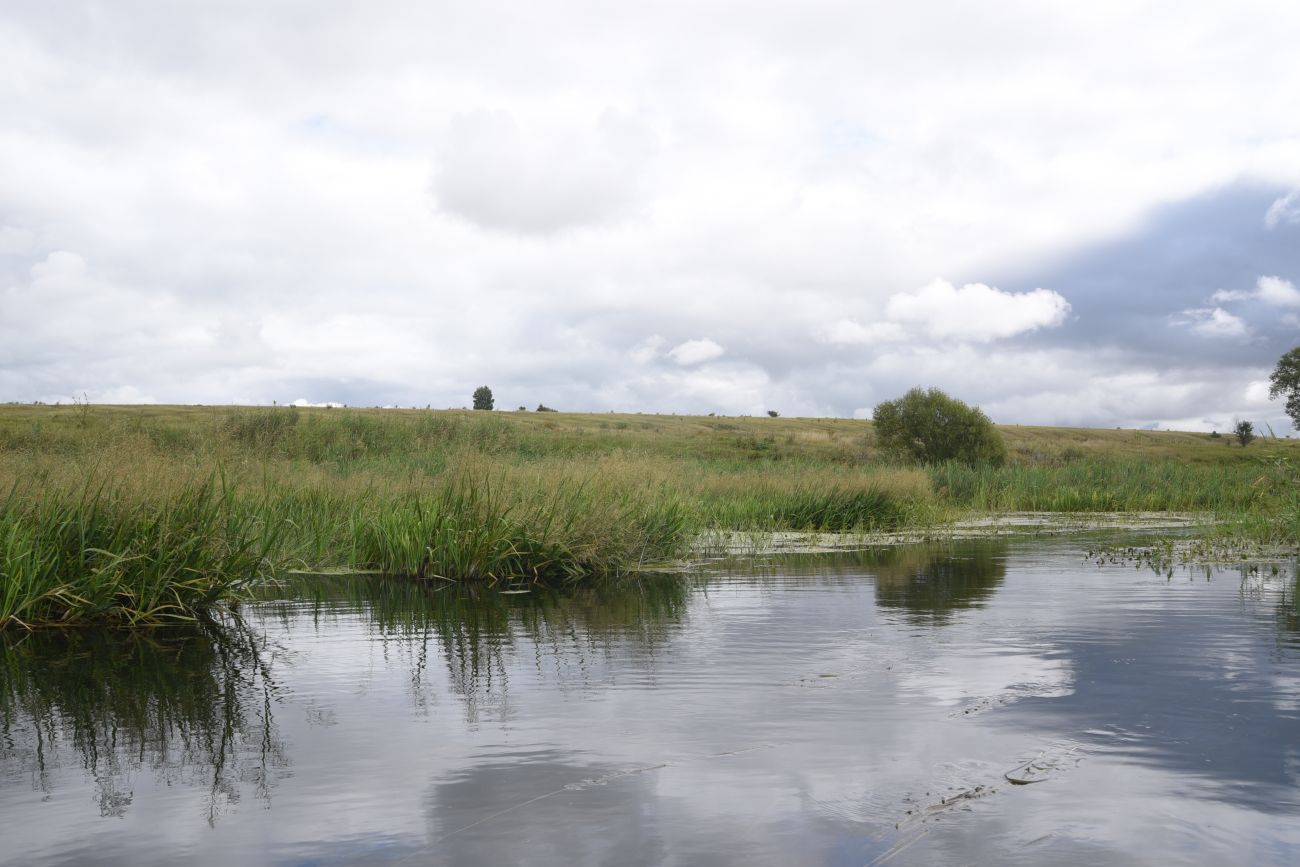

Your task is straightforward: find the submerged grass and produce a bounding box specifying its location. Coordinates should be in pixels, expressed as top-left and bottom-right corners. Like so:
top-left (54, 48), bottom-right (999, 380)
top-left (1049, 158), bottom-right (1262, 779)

top-left (2, 403), bottom-right (1299, 627)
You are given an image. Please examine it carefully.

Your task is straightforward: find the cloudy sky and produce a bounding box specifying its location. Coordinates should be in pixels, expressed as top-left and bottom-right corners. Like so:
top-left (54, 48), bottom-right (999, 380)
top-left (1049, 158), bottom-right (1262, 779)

top-left (2, 1), bottom-right (1299, 430)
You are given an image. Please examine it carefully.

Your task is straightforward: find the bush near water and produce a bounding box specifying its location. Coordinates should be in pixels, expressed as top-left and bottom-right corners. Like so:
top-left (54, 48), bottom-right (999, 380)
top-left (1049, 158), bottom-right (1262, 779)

top-left (2, 402), bottom-right (1300, 627)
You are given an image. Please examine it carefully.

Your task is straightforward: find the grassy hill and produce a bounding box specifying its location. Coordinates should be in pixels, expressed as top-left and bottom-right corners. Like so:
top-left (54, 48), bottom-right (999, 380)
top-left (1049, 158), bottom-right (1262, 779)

top-left (2, 402), bottom-right (1294, 465)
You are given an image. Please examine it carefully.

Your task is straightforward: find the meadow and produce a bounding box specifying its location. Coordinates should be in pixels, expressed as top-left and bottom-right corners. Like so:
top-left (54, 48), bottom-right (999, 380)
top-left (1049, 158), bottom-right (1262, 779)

top-left (2, 402), bottom-right (1297, 627)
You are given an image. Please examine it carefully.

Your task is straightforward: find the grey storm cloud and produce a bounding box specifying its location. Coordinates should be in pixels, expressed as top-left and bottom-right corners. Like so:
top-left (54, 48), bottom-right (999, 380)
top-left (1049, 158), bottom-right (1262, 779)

top-left (992, 185), bottom-right (1300, 366)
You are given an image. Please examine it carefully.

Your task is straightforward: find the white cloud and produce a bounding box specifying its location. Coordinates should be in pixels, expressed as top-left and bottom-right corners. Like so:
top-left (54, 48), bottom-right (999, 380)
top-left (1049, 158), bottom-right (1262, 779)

top-left (1210, 289), bottom-right (1251, 303)
top-left (430, 110), bottom-right (655, 235)
top-left (1175, 307), bottom-right (1249, 338)
top-left (1255, 275), bottom-right (1300, 307)
top-left (668, 338), bottom-right (725, 366)
top-left (30, 249), bottom-right (88, 283)
top-left (1210, 275), bottom-right (1300, 308)
top-left (1244, 380), bottom-right (1273, 405)
top-left (292, 398), bottom-right (345, 408)
top-left (885, 280), bottom-right (1070, 342)
top-left (94, 385), bottom-right (158, 404)
top-left (0, 225), bottom-right (38, 255)
top-left (628, 335), bottom-right (667, 364)
top-left (816, 319), bottom-right (907, 345)
top-left (1, 2), bottom-right (1299, 431)
top-left (1265, 191), bottom-right (1300, 229)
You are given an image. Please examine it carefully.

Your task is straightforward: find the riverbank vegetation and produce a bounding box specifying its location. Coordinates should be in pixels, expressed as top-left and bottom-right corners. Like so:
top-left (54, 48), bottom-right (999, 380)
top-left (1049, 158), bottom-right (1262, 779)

top-left (2, 403), bottom-right (1298, 626)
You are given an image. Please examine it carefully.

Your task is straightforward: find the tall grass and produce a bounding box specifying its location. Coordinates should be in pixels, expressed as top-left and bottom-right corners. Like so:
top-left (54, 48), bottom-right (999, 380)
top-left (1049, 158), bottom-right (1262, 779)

top-left (4, 404), bottom-right (1299, 628)
top-left (693, 467), bottom-right (936, 531)
top-left (349, 480), bottom-right (693, 582)
top-left (930, 458), bottom-right (1271, 512)
top-left (0, 456), bottom-right (704, 626)
top-left (0, 478), bottom-right (279, 628)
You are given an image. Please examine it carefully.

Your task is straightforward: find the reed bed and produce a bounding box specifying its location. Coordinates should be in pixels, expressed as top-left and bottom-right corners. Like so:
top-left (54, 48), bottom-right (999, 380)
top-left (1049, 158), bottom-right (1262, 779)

top-left (689, 466), bottom-right (936, 531)
top-left (0, 478), bottom-right (279, 628)
top-left (3, 404), bottom-right (1298, 628)
top-left (930, 458), bottom-right (1274, 512)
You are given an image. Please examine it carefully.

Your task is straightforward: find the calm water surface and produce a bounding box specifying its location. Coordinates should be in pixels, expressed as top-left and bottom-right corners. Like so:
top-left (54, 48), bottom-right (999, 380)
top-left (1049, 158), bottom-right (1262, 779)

top-left (3, 539), bottom-right (1299, 865)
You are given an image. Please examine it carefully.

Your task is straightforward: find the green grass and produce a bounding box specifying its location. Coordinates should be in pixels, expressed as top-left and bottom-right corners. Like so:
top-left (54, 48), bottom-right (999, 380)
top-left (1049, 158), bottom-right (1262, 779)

top-left (1, 403), bottom-right (1298, 628)
top-left (0, 478), bottom-right (280, 628)
top-left (929, 457), bottom-right (1275, 512)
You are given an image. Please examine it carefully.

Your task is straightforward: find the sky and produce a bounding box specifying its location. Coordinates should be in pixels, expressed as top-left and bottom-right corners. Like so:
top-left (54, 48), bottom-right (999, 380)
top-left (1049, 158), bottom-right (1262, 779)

top-left (2, 1), bottom-right (1299, 431)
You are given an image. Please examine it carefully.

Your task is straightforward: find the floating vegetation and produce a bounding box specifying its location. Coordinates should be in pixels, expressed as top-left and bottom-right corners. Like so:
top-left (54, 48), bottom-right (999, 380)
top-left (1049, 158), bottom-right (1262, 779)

top-left (1085, 537), bottom-right (1298, 578)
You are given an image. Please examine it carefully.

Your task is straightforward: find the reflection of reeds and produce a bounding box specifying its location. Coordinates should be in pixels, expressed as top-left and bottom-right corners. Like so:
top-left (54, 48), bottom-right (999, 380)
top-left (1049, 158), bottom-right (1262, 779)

top-left (272, 572), bottom-right (690, 717)
top-left (0, 616), bottom-right (286, 822)
top-left (277, 571), bottom-right (690, 644)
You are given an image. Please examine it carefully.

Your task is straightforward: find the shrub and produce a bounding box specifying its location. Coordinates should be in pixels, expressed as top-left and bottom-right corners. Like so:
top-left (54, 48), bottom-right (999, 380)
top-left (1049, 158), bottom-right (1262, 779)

top-left (872, 387), bottom-right (1006, 466)
top-left (1234, 420), bottom-right (1255, 447)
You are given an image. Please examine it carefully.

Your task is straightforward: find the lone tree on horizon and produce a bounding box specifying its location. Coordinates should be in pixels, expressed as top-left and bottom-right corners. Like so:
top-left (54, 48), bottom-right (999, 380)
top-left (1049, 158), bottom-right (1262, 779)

top-left (1269, 347), bottom-right (1300, 428)
top-left (472, 386), bottom-right (494, 411)
top-left (1234, 420), bottom-right (1255, 447)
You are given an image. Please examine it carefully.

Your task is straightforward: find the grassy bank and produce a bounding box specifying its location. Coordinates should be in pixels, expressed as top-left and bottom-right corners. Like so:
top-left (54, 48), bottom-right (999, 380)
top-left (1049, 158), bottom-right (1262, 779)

top-left (1, 403), bottom-right (1297, 627)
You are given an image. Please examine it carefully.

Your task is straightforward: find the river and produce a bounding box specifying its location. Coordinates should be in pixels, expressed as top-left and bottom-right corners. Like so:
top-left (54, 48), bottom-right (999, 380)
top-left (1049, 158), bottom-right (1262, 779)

top-left (2, 538), bottom-right (1298, 865)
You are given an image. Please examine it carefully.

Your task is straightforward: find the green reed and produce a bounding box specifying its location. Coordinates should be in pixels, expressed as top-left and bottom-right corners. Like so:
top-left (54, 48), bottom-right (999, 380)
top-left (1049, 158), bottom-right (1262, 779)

top-left (699, 484), bottom-right (935, 532)
top-left (930, 458), bottom-right (1270, 513)
top-left (350, 482), bottom-right (693, 582)
top-left (0, 478), bottom-right (279, 628)
top-left (6, 404), bottom-right (1300, 629)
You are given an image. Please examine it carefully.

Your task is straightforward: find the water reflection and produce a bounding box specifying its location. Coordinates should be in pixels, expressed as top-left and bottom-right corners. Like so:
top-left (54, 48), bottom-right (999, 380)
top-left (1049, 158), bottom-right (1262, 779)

top-left (868, 542), bottom-right (1007, 621)
top-left (424, 750), bottom-right (671, 864)
top-left (275, 572), bottom-right (690, 638)
top-left (1009, 567), bottom-right (1300, 814)
top-left (0, 618), bottom-right (286, 824)
top-left (1262, 570), bottom-right (1300, 640)
top-left (3, 543), bottom-right (1300, 866)
top-left (269, 574), bottom-right (691, 720)
top-left (709, 541), bottom-right (1008, 623)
